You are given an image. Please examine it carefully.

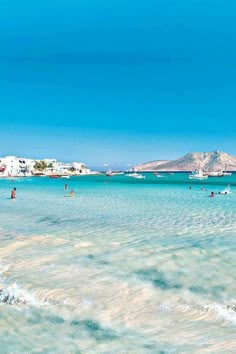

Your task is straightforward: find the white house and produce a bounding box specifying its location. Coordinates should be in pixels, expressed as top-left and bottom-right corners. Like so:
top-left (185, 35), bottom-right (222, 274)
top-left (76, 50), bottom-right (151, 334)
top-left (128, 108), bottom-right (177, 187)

top-left (0, 156), bottom-right (93, 177)
top-left (72, 162), bottom-right (90, 175)
top-left (0, 156), bottom-right (35, 177)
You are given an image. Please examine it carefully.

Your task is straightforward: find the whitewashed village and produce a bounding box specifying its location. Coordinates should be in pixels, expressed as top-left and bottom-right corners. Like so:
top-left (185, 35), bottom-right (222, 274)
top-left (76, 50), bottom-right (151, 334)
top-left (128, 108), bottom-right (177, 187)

top-left (0, 156), bottom-right (97, 178)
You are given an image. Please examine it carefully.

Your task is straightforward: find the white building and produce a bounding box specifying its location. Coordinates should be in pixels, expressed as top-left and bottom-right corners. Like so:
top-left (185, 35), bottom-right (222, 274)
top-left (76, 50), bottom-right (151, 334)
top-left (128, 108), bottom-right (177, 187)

top-left (45, 161), bottom-right (90, 175)
top-left (0, 156), bottom-right (92, 177)
top-left (72, 162), bottom-right (91, 175)
top-left (0, 156), bottom-right (35, 177)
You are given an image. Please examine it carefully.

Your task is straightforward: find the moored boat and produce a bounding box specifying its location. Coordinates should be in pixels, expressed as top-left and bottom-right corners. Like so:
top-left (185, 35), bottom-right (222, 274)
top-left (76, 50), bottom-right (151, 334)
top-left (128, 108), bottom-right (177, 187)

top-left (106, 169), bottom-right (124, 176)
top-left (189, 170), bottom-right (208, 180)
top-left (204, 169), bottom-right (232, 177)
top-left (48, 174), bottom-right (70, 178)
top-left (222, 171), bottom-right (232, 176)
top-left (127, 173), bottom-right (145, 179)
top-left (204, 171), bottom-right (224, 177)
top-left (153, 172), bottom-right (164, 178)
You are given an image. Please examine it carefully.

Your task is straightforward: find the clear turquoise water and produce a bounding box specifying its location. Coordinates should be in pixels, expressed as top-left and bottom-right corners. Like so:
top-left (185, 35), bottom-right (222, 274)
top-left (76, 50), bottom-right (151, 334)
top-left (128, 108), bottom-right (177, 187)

top-left (0, 174), bottom-right (236, 353)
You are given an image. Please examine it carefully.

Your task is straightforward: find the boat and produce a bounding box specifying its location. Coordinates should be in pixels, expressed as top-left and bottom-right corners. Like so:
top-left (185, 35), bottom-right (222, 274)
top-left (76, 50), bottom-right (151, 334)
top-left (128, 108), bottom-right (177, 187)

top-left (106, 169), bottom-right (124, 176)
top-left (189, 170), bottom-right (208, 180)
top-left (153, 172), bottom-right (164, 178)
top-left (204, 169), bottom-right (232, 177)
top-left (48, 174), bottom-right (70, 178)
top-left (32, 171), bottom-right (46, 176)
top-left (127, 173), bottom-right (145, 179)
top-left (204, 171), bottom-right (224, 177)
top-left (222, 165), bottom-right (232, 176)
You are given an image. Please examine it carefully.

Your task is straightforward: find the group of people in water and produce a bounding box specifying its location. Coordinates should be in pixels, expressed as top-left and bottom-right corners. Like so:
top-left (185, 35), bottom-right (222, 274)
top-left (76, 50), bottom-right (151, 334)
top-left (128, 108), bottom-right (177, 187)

top-left (189, 185), bottom-right (231, 197)
top-left (9, 182), bottom-right (230, 200)
top-left (10, 184), bottom-right (76, 200)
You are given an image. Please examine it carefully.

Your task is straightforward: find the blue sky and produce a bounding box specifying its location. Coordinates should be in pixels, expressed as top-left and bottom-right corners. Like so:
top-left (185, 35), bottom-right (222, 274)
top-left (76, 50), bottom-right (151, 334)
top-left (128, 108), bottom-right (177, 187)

top-left (0, 0), bottom-right (236, 168)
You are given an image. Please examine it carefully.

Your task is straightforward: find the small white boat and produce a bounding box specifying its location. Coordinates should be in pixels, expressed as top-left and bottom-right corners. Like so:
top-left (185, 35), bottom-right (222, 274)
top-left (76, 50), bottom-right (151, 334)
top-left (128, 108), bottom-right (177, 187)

top-left (153, 172), bottom-right (164, 178)
top-left (127, 173), bottom-right (145, 179)
top-left (222, 165), bottom-right (232, 176)
top-left (205, 171), bottom-right (224, 177)
top-left (61, 175), bottom-right (70, 179)
top-left (205, 170), bottom-right (232, 177)
top-left (106, 169), bottom-right (124, 176)
top-left (189, 170), bottom-right (208, 180)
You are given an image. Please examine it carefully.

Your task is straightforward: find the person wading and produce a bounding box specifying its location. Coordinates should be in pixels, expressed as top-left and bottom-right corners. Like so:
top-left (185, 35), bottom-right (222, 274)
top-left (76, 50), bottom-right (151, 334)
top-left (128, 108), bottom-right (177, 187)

top-left (11, 187), bottom-right (16, 199)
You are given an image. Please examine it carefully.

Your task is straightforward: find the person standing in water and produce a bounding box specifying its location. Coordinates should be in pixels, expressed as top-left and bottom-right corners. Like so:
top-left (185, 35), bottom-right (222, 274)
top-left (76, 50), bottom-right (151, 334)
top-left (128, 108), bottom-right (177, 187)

top-left (11, 187), bottom-right (16, 199)
top-left (64, 184), bottom-right (68, 190)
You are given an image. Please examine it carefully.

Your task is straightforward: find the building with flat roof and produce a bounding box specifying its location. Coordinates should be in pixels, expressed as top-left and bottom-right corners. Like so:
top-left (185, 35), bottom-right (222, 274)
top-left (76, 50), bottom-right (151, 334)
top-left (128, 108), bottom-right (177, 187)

top-left (0, 156), bottom-right (92, 177)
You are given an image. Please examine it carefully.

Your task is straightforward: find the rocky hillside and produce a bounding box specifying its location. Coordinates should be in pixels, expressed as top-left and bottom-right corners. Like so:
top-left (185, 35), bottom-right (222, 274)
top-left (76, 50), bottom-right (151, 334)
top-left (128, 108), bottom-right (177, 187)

top-left (134, 151), bottom-right (236, 171)
top-left (134, 160), bottom-right (170, 171)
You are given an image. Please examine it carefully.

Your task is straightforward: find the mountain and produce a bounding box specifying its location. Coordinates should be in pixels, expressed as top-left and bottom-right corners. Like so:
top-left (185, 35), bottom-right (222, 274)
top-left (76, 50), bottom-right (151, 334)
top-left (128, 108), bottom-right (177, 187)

top-left (134, 151), bottom-right (236, 171)
top-left (134, 160), bottom-right (170, 171)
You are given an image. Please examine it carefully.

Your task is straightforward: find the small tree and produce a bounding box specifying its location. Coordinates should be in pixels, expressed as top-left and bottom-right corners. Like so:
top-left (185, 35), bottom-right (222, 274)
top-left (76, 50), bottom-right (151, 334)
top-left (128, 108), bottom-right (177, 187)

top-left (34, 161), bottom-right (48, 171)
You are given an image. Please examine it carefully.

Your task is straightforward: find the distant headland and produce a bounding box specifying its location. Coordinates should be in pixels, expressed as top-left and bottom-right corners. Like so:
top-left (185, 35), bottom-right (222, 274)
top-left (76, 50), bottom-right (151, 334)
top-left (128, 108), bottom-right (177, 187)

top-left (134, 151), bottom-right (236, 172)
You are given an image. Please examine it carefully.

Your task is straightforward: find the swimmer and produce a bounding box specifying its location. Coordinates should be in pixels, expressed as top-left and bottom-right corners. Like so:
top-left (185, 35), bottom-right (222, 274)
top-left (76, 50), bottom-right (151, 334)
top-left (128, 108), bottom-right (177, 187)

top-left (11, 187), bottom-right (16, 199)
top-left (219, 186), bottom-right (231, 195)
top-left (209, 191), bottom-right (215, 198)
top-left (189, 186), bottom-right (192, 190)
top-left (66, 190), bottom-right (76, 197)
top-left (64, 184), bottom-right (68, 190)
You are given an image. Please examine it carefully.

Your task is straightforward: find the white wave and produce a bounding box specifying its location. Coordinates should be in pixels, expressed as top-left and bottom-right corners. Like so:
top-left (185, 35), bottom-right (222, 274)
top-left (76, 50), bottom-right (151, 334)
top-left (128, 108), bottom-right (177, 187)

top-left (0, 282), bottom-right (36, 306)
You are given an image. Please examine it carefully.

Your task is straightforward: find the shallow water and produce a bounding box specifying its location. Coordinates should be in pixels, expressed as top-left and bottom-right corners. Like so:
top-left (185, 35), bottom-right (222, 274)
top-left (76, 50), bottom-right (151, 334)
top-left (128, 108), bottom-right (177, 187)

top-left (0, 174), bottom-right (236, 353)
